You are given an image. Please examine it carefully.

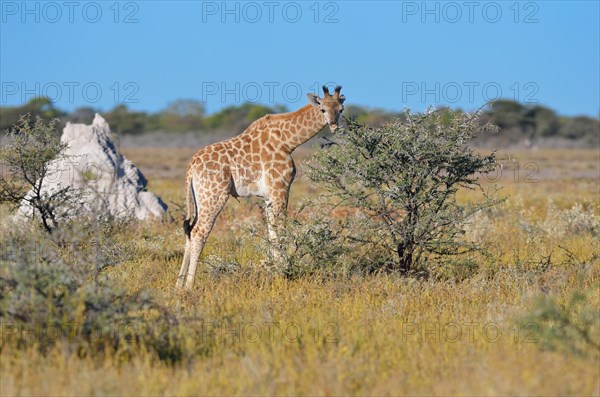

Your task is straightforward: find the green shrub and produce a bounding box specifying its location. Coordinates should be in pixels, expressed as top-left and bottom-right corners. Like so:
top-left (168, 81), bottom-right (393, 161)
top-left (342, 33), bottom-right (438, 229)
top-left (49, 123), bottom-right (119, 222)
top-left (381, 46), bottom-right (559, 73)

top-left (276, 204), bottom-right (351, 278)
top-left (0, 115), bottom-right (82, 233)
top-left (0, 216), bottom-right (184, 363)
top-left (523, 288), bottom-right (600, 357)
top-left (305, 109), bottom-right (501, 274)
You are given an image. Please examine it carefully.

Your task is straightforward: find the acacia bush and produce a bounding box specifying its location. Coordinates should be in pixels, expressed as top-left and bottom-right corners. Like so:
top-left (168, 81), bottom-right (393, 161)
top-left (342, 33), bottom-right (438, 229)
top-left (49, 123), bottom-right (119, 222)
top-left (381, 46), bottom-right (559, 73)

top-left (0, 115), bottom-right (82, 233)
top-left (302, 109), bottom-right (500, 274)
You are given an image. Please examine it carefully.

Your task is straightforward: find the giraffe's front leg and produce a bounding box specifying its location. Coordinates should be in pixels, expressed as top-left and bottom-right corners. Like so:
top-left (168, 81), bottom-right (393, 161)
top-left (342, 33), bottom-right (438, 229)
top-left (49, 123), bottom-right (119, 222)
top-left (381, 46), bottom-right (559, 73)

top-left (264, 191), bottom-right (289, 268)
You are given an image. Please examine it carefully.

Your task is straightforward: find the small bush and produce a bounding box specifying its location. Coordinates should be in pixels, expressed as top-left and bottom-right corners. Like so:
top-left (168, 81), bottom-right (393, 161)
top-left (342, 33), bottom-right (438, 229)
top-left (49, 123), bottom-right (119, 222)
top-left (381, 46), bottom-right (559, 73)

top-left (523, 288), bottom-right (600, 357)
top-left (0, 115), bottom-right (83, 233)
top-left (204, 254), bottom-right (242, 278)
top-left (277, 205), bottom-right (351, 278)
top-left (539, 200), bottom-right (600, 238)
top-left (0, 221), bottom-right (183, 363)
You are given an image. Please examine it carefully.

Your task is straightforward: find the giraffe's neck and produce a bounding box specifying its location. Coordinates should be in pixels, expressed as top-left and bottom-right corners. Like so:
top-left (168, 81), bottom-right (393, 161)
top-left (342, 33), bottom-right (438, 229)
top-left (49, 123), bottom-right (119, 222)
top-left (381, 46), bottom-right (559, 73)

top-left (273, 105), bottom-right (326, 152)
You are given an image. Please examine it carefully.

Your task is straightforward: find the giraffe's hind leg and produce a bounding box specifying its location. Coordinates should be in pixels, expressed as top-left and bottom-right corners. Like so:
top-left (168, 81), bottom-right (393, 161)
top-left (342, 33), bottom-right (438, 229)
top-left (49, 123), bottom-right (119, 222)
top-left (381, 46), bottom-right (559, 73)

top-left (175, 239), bottom-right (191, 289)
top-left (184, 234), bottom-right (207, 289)
top-left (183, 189), bottom-right (230, 290)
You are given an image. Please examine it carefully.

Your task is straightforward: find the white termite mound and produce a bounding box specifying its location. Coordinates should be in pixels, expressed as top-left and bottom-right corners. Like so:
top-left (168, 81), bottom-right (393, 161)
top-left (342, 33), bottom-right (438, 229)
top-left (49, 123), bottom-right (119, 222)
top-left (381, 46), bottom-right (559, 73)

top-left (17, 114), bottom-right (168, 222)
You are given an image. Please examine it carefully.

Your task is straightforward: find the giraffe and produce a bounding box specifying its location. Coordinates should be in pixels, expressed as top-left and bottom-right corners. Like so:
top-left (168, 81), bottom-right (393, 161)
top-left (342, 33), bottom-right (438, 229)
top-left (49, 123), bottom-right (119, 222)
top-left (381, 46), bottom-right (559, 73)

top-left (175, 85), bottom-right (346, 289)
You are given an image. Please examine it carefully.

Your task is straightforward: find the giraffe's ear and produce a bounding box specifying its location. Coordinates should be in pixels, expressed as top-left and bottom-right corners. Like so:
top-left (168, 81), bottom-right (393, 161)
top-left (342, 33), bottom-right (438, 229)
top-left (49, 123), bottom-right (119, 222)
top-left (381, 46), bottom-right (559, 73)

top-left (307, 93), bottom-right (321, 107)
top-left (338, 94), bottom-right (346, 104)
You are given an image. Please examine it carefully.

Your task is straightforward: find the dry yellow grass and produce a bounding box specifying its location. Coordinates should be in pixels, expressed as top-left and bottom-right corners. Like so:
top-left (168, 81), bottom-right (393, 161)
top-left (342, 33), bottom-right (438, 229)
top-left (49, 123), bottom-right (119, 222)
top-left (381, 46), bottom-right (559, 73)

top-left (1, 147), bottom-right (599, 396)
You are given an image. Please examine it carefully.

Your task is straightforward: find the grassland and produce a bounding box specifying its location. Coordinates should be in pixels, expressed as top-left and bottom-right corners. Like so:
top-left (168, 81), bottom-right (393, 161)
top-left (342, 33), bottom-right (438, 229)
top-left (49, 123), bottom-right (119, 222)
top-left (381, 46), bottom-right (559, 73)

top-left (1, 147), bottom-right (599, 396)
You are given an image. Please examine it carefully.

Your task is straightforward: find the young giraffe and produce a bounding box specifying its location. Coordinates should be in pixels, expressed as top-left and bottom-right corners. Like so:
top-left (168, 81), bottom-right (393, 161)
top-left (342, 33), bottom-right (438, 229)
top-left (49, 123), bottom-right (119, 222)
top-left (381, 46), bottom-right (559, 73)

top-left (175, 86), bottom-right (346, 289)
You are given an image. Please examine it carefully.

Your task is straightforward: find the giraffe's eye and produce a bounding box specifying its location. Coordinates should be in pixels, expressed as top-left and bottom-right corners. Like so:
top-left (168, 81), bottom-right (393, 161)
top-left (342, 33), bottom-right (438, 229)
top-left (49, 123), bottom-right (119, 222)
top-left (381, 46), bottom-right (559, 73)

top-left (321, 109), bottom-right (326, 113)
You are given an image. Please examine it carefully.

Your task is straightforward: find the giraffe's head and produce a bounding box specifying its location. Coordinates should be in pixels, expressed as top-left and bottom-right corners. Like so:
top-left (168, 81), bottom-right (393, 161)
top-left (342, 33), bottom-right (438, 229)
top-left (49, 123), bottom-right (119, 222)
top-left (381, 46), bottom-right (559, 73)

top-left (307, 85), bottom-right (346, 131)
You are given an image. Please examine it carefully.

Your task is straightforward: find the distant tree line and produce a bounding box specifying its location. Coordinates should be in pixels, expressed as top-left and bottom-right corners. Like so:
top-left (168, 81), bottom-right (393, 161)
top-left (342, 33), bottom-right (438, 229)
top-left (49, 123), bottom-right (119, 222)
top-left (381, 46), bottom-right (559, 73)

top-left (1, 97), bottom-right (598, 146)
top-left (478, 100), bottom-right (599, 146)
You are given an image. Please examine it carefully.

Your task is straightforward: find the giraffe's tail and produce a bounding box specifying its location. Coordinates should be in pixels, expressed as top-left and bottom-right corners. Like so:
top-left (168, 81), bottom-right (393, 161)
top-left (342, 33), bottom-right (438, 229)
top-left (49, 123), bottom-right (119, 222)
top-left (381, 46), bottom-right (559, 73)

top-left (183, 177), bottom-right (198, 239)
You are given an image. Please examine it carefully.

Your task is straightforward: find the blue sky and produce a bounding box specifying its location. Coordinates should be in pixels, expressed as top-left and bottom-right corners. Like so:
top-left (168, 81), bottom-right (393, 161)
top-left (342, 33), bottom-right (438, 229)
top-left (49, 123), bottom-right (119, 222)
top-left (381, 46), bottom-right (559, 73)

top-left (1, 1), bottom-right (599, 116)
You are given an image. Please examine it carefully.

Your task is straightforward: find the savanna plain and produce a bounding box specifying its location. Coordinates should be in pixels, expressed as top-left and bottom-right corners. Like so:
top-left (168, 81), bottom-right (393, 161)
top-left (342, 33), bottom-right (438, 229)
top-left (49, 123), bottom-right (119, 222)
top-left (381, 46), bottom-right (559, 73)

top-left (1, 146), bottom-right (599, 396)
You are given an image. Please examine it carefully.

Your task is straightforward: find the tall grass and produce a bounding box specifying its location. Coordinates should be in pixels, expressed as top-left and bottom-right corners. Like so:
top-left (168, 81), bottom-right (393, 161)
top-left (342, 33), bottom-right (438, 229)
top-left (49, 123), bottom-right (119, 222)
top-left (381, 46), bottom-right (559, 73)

top-left (0, 148), bottom-right (598, 396)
